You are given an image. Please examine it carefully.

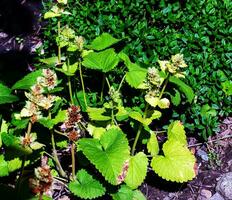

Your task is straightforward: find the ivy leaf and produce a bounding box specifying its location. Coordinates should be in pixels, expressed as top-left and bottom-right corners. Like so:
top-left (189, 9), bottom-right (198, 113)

top-left (147, 132), bottom-right (159, 156)
top-left (112, 185), bottom-right (146, 200)
top-left (151, 140), bottom-right (196, 183)
top-left (82, 49), bottom-right (119, 72)
top-left (87, 107), bottom-right (111, 121)
top-left (12, 70), bottom-right (42, 90)
top-left (171, 89), bottom-right (181, 106)
top-left (0, 83), bottom-right (19, 105)
top-left (0, 155), bottom-right (8, 177)
top-left (69, 169), bottom-right (106, 199)
top-left (124, 152), bottom-right (148, 189)
top-left (78, 128), bottom-right (130, 185)
top-left (167, 121), bottom-right (187, 145)
top-left (89, 33), bottom-right (121, 51)
top-left (169, 76), bottom-right (194, 103)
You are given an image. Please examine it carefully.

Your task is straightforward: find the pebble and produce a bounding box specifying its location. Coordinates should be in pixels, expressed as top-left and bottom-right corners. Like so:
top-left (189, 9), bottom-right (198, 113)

top-left (209, 193), bottom-right (225, 200)
top-left (216, 172), bottom-right (232, 200)
top-left (199, 189), bottom-right (212, 200)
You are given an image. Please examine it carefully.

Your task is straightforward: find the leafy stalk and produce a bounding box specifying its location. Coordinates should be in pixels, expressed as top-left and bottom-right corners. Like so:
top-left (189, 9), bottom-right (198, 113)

top-left (71, 142), bottom-right (76, 180)
top-left (67, 57), bottom-right (74, 104)
top-left (131, 103), bottom-right (149, 155)
top-left (57, 20), bottom-right (61, 64)
top-left (79, 62), bottom-right (87, 107)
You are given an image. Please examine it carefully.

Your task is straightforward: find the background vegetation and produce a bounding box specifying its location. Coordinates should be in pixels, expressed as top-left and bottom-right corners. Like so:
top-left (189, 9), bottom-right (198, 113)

top-left (42, 0), bottom-right (232, 139)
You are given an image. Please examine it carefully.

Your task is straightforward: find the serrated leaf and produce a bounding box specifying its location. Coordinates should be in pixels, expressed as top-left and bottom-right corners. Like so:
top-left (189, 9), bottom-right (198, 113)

top-left (89, 33), bottom-right (121, 51)
top-left (87, 124), bottom-right (106, 139)
top-left (112, 185), bottom-right (146, 200)
top-left (0, 155), bottom-right (9, 177)
top-left (69, 169), bottom-right (106, 199)
top-left (125, 152), bottom-right (148, 189)
top-left (0, 83), bottom-right (19, 104)
top-left (78, 128), bottom-right (130, 185)
top-left (129, 111), bottom-right (161, 126)
top-left (82, 49), bottom-right (119, 72)
top-left (119, 52), bottom-right (147, 88)
top-left (12, 70), bottom-right (42, 90)
top-left (87, 107), bottom-right (111, 121)
top-left (7, 158), bottom-right (30, 173)
top-left (145, 96), bottom-right (159, 108)
top-left (151, 140), bottom-right (196, 183)
top-left (44, 11), bottom-right (61, 19)
top-left (167, 121), bottom-right (187, 145)
top-left (39, 57), bottom-right (59, 66)
top-left (115, 106), bottom-right (129, 121)
top-left (171, 89), bottom-right (181, 106)
top-left (147, 132), bottom-right (159, 156)
top-left (169, 76), bottom-right (194, 103)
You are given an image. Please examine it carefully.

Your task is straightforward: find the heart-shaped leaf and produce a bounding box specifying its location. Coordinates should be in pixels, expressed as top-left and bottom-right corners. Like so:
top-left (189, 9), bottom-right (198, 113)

top-left (151, 139), bottom-right (196, 182)
top-left (168, 121), bottom-right (187, 145)
top-left (69, 169), bottom-right (106, 199)
top-left (124, 152), bottom-right (148, 189)
top-left (82, 49), bottom-right (119, 72)
top-left (78, 128), bottom-right (130, 185)
top-left (89, 33), bottom-right (121, 51)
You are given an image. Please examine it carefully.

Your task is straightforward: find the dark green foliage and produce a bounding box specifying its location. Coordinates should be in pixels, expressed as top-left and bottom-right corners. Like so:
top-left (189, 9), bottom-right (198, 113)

top-left (42, 0), bottom-right (232, 138)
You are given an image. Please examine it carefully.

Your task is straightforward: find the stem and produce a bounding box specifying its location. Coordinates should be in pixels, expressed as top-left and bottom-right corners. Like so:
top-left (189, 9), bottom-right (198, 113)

top-left (57, 20), bottom-right (61, 64)
top-left (67, 57), bottom-right (74, 104)
top-left (71, 142), bottom-right (76, 180)
top-left (159, 73), bottom-right (170, 99)
top-left (111, 107), bottom-right (115, 125)
top-left (51, 129), bottom-right (66, 177)
top-left (131, 103), bottom-right (149, 155)
top-left (100, 74), bottom-right (106, 102)
top-left (117, 74), bottom-right (126, 92)
top-left (39, 192), bottom-right (43, 200)
top-left (79, 62), bottom-right (87, 107)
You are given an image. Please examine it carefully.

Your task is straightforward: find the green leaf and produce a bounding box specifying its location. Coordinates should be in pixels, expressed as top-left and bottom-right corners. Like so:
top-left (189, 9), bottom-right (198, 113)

top-left (151, 140), bottom-right (196, 183)
top-left (87, 107), bottom-right (111, 121)
top-left (129, 110), bottom-right (161, 126)
top-left (222, 80), bottom-right (232, 96)
top-left (169, 76), bottom-right (194, 103)
top-left (171, 89), bottom-right (181, 106)
top-left (7, 158), bottom-right (29, 173)
top-left (0, 119), bottom-right (8, 147)
top-left (69, 169), bottom-right (106, 199)
top-left (89, 33), bottom-right (121, 51)
top-left (82, 49), bottom-right (119, 72)
top-left (0, 155), bottom-right (9, 177)
top-left (167, 121), bottom-right (187, 145)
top-left (112, 185), bottom-right (146, 200)
top-left (75, 91), bottom-right (90, 112)
top-left (44, 11), bottom-right (61, 19)
top-left (39, 57), bottom-right (59, 67)
top-left (87, 124), bottom-right (106, 139)
top-left (147, 132), bottom-right (159, 156)
top-left (78, 128), bottom-right (130, 185)
top-left (125, 152), bottom-right (148, 189)
top-left (12, 70), bottom-right (42, 90)
top-left (0, 83), bottom-right (19, 104)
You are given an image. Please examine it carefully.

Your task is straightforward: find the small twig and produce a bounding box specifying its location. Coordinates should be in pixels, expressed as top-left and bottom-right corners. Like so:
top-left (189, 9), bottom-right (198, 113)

top-left (188, 134), bottom-right (232, 148)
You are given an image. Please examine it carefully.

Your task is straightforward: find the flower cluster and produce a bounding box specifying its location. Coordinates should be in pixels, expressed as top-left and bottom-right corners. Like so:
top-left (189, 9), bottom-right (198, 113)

top-left (60, 105), bottom-right (83, 141)
top-left (57, 26), bottom-right (84, 52)
top-left (158, 53), bottom-right (187, 78)
top-left (29, 157), bottom-right (53, 195)
top-left (20, 69), bottom-right (58, 123)
top-left (147, 67), bottom-right (163, 87)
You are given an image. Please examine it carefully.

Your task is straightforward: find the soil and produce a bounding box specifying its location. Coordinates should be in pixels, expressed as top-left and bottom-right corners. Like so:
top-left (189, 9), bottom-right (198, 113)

top-left (0, 1), bottom-right (231, 200)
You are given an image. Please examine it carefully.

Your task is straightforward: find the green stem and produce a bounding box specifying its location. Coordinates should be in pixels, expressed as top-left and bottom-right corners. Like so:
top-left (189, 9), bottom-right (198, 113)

top-left (159, 73), bottom-right (170, 99)
top-left (57, 20), bottom-right (61, 64)
top-left (79, 62), bottom-right (87, 107)
top-left (100, 74), bottom-right (106, 102)
top-left (51, 129), bottom-right (66, 177)
top-left (111, 106), bottom-right (115, 125)
top-left (67, 57), bottom-right (74, 104)
top-left (117, 74), bottom-right (126, 92)
top-left (71, 142), bottom-right (76, 180)
top-left (131, 103), bottom-right (149, 156)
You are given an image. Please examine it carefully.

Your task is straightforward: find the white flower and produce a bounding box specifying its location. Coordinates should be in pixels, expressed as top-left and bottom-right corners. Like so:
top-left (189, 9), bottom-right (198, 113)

top-left (158, 60), bottom-right (170, 72)
top-left (171, 54), bottom-right (187, 68)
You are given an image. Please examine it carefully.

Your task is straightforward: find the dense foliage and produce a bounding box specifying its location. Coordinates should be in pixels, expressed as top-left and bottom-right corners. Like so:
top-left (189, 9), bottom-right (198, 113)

top-left (42, 0), bottom-right (232, 139)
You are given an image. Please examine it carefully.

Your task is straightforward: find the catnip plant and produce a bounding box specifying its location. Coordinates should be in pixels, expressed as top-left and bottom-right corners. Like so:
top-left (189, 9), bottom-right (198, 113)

top-left (0, 0), bottom-right (197, 199)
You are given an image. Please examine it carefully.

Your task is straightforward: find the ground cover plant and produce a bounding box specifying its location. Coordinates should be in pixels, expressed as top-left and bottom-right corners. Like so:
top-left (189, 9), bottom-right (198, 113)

top-left (42, 0), bottom-right (232, 140)
top-left (0, 1), bottom-right (199, 199)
